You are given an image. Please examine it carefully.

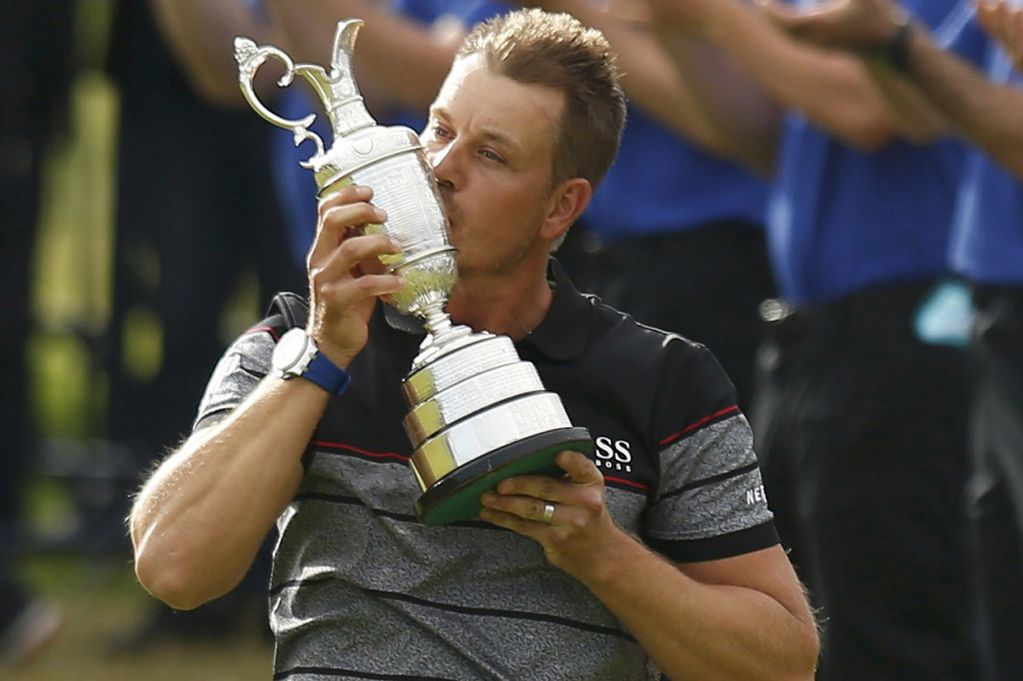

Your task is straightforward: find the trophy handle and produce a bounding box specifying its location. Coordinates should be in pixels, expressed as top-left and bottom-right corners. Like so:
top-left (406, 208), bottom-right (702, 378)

top-left (234, 37), bottom-right (326, 168)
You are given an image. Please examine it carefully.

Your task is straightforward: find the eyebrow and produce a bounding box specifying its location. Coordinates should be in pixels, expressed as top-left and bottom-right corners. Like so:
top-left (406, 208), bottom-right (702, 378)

top-left (428, 106), bottom-right (521, 152)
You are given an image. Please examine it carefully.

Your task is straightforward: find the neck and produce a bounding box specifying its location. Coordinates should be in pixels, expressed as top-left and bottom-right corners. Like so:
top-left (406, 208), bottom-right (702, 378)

top-left (446, 261), bottom-right (553, 340)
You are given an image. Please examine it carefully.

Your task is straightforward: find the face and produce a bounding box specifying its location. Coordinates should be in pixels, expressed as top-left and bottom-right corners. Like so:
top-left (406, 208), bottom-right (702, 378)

top-left (421, 54), bottom-right (566, 279)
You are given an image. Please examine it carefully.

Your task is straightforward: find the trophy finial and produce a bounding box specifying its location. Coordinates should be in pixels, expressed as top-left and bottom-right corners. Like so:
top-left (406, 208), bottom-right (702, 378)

top-left (330, 18), bottom-right (363, 80)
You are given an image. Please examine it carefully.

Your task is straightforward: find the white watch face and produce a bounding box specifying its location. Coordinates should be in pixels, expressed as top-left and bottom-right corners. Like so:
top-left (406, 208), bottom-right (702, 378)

top-left (273, 328), bottom-right (314, 376)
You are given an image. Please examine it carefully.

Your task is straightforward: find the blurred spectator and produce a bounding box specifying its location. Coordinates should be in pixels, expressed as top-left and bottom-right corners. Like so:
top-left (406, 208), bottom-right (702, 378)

top-left (101, 0), bottom-right (302, 649)
top-left (514, 1), bottom-right (777, 409)
top-left (650, 0), bottom-right (979, 678)
top-left (732, 0), bottom-right (1023, 676)
top-left (0, 0), bottom-right (74, 670)
top-left (266, 1), bottom-right (777, 409)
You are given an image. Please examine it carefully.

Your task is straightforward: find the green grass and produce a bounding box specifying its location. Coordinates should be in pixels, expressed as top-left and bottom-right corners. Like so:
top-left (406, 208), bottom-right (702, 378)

top-left (13, 556), bottom-right (273, 681)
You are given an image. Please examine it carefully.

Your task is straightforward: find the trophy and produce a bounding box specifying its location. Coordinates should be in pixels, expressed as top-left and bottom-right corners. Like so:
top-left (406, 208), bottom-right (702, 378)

top-left (235, 19), bottom-right (593, 525)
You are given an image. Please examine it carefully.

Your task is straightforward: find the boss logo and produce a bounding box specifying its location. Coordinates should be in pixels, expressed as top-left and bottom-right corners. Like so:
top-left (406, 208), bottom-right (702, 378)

top-left (594, 436), bottom-right (632, 472)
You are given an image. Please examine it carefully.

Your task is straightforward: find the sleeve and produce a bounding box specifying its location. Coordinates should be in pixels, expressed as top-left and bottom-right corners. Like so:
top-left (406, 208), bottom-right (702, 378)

top-left (642, 341), bottom-right (778, 563)
top-left (192, 325), bottom-right (277, 431)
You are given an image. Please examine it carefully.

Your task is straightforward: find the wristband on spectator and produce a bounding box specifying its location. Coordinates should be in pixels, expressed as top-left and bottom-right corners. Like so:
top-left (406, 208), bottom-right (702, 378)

top-left (866, 18), bottom-right (913, 72)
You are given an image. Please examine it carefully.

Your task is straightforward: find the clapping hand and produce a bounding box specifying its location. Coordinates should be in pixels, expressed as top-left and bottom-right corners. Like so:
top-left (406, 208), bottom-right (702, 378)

top-left (977, 0), bottom-right (1023, 70)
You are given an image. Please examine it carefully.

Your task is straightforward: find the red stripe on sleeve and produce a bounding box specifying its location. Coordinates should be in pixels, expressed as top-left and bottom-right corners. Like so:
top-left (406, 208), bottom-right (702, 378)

top-left (247, 324), bottom-right (281, 341)
top-left (658, 404), bottom-right (740, 446)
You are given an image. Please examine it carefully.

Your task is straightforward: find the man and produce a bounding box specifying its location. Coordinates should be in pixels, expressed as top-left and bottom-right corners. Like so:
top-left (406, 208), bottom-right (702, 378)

top-left (721, 2), bottom-right (1023, 678)
top-left (646, 1), bottom-right (979, 679)
top-left (130, 10), bottom-right (818, 680)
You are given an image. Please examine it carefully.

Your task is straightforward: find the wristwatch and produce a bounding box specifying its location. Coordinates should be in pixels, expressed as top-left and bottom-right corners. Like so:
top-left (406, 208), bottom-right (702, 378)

top-left (271, 328), bottom-right (351, 395)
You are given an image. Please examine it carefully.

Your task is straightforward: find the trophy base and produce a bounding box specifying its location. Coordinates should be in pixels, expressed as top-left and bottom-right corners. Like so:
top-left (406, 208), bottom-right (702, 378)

top-left (415, 427), bottom-right (594, 526)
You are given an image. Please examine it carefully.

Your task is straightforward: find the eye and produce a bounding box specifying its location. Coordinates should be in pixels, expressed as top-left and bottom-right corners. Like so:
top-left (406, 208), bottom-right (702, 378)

top-left (479, 148), bottom-right (505, 163)
top-left (428, 121), bottom-right (454, 141)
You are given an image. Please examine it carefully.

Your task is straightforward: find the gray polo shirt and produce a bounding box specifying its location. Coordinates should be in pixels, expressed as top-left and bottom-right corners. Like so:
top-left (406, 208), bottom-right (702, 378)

top-left (194, 261), bottom-right (776, 680)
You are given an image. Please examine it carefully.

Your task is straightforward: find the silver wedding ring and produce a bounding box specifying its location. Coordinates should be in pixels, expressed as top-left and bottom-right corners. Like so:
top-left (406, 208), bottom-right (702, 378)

top-left (539, 502), bottom-right (556, 525)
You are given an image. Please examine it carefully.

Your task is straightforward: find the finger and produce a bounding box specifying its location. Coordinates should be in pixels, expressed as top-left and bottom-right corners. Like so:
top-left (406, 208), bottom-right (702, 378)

top-left (317, 184), bottom-right (373, 219)
top-left (556, 450), bottom-right (604, 485)
top-left (318, 272), bottom-right (406, 310)
top-left (996, 1), bottom-right (1016, 46)
top-left (481, 487), bottom-right (547, 517)
top-left (975, 0), bottom-right (995, 24)
top-left (1015, 11), bottom-right (1023, 69)
top-left (989, 0), bottom-right (1011, 45)
top-left (1008, 6), bottom-right (1022, 50)
top-left (478, 505), bottom-right (546, 540)
top-left (494, 473), bottom-right (568, 503)
top-left (312, 232), bottom-right (401, 285)
top-left (308, 203), bottom-right (389, 268)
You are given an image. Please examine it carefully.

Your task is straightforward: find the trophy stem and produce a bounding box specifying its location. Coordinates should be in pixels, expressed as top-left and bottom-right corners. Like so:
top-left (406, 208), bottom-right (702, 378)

top-left (421, 301), bottom-right (454, 339)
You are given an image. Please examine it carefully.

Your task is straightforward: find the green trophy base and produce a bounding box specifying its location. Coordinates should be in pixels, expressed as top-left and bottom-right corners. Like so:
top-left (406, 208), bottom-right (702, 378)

top-left (415, 427), bottom-right (594, 526)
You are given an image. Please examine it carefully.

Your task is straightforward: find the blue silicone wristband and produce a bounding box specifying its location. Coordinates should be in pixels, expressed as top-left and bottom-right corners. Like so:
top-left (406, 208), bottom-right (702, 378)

top-left (302, 352), bottom-right (351, 395)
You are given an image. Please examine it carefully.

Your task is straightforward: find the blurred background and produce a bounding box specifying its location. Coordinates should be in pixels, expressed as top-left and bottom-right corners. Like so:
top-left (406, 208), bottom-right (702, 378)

top-left (3, 0), bottom-right (283, 678)
top-left (4, 0), bottom-right (1022, 679)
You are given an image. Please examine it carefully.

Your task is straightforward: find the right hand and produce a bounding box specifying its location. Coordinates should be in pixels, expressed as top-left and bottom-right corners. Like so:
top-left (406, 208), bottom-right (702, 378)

top-left (976, 0), bottom-right (1023, 70)
top-left (306, 184), bottom-right (404, 368)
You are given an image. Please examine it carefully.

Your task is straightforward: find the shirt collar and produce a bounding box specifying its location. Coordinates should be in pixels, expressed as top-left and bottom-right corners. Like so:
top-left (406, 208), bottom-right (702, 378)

top-left (383, 257), bottom-right (592, 361)
top-left (518, 258), bottom-right (592, 361)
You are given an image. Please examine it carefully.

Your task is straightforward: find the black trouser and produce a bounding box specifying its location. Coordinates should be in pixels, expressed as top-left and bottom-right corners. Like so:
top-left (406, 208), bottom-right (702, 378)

top-left (966, 285), bottom-right (1023, 681)
top-left (584, 220), bottom-right (775, 410)
top-left (752, 280), bottom-right (976, 681)
top-left (0, 131), bottom-right (43, 621)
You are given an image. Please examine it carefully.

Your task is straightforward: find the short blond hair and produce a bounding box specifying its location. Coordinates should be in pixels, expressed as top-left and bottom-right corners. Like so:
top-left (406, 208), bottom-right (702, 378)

top-left (458, 8), bottom-right (627, 190)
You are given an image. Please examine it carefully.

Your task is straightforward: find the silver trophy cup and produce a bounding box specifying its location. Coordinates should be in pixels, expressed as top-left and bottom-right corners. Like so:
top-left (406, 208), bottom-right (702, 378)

top-left (235, 19), bottom-right (592, 524)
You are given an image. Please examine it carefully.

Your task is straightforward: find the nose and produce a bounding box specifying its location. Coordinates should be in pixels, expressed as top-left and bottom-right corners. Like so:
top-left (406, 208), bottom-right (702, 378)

top-left (427, 140), bottom-right (462, 191)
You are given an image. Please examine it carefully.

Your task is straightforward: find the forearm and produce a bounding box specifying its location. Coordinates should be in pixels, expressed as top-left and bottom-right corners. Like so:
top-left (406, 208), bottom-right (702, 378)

top-left (583, 533), bottom-right (817, 681)
top-left (655, 31), bottom-right (781, 176)
top-left (149, 0), bottom-right (277, 108)
top-left (130, 376), bottom-right (324, 609)
top-left (266, 0), bottom-right (457, 112)
top-left (701, 0), bottom-right (902, 150)
top-left (529, 1), bottom-right (729, 158)
top-left (902, 26), bottom-right (1023, 177)
top-left (862, 58), bottom-right (952, 141)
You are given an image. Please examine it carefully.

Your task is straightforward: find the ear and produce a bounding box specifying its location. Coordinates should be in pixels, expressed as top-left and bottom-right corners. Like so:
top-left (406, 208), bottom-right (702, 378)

top-left (539, 178), bottom-right (592, 243)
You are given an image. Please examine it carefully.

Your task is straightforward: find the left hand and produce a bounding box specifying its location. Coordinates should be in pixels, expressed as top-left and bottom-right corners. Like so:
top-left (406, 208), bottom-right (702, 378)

top-left (479, 450), bottom-right (627, 579)
top-left (757, 0), bottom-right (908, 51)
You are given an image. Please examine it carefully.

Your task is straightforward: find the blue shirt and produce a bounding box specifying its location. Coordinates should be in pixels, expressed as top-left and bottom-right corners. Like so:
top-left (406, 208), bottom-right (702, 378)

top-left (586, 110), bottom-right (767, 243)
top-left (768, 0), bottom-right (977, 306)
top-left (948, 23), bottom-right (1023, 286)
